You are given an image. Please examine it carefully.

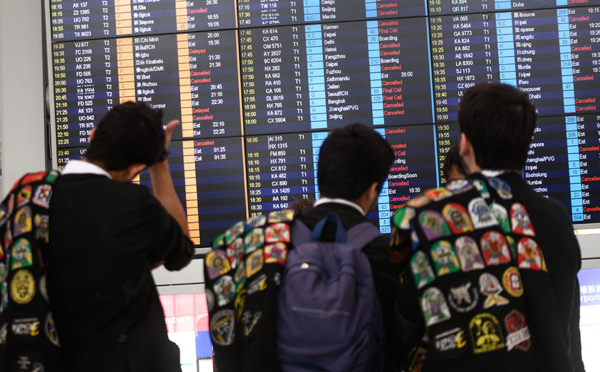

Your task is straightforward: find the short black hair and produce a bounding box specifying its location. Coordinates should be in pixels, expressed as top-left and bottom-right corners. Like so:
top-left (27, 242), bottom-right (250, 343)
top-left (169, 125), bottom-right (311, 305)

top-left (85, 101), bottom-right (167, 171)
top-left (317, 123), bottom-right (394, 200)
top-left (458, 82), bottom-right (537, 171)
top-left (443, 141), bottom-right (467, 180)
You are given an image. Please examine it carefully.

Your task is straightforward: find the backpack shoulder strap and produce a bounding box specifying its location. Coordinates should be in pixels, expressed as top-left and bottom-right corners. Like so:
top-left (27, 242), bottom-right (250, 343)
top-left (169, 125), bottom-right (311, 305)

top-left (345, 221), bottom-right (383, 251)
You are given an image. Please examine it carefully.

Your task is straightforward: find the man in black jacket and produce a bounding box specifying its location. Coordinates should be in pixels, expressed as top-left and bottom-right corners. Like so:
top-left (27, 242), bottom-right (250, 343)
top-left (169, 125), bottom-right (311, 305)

top-left (47, 102), bottom-right (195, 372)
top-left (393, 83), bottom-right (584, 372)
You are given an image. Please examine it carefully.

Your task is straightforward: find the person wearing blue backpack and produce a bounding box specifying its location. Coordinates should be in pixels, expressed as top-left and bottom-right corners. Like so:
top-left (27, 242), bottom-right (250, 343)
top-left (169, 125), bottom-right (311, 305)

top-left (205, 123), bottom-right (401, 371)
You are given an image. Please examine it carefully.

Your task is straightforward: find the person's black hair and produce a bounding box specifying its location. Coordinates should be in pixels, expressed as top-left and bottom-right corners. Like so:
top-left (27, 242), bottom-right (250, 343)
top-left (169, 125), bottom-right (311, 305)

top-left (317, 123), bottom-right (394, 200)
top-left (443, 141), bottom-right (467, 180)
top-left (85, 101), bottom-right (167, 171)
top-left (458, 82), bottom-right (537, 171)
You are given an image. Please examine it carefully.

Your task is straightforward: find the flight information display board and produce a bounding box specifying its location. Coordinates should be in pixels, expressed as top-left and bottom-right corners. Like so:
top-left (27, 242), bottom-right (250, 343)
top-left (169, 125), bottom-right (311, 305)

top-left (47, 0), bottom-right (600, 246)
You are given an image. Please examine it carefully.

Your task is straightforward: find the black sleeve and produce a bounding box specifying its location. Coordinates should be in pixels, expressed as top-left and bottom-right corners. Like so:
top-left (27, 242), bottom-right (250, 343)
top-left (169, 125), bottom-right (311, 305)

top-left (144, 192), bottom-right (195, 271)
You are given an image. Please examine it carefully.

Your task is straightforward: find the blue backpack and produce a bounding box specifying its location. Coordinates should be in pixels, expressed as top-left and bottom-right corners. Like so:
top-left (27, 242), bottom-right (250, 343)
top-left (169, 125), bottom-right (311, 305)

top-left (277, 214), bottom-right (385, 372)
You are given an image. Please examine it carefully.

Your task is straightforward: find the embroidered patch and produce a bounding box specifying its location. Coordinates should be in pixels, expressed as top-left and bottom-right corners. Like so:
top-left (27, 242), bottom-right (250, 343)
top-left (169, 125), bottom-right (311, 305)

top-left (447, 281), bottom-right (479, 313)
top-left (510, 203), bottom-right (536, 237)
top-left (247, 273), bottom-right (268, 295)
top-left (246, 214), bottom-right (267, 230)
top-left (407, 195), bottom-right (431, 208)
top-left (35, 214), bottom-right (50, 244)
top-left (39, 276), bottom-right (48, 302)
top-left (241, 310), bottom-right (262, 337)
top-left (205, 250), bottom-right (231, 280)
top-left (244, 228), bottom-right (264, 253)
top-left (517, 238), bottom-right (543, 270)
top-left (445, 179), bottom-right (472, 194)
top-left (245, 249), bottom-right (264, 278)
top-left (473, 179), bottom-right (490, 199)
top-left (11, 238), bottom-right (33, 270)
top-left (206, 289), bottom-right (215, 312)
top-left (0, 241), bottom-right (3, 260)
top-left (234, 264), bottom-right (246, 292)
top-left (225, 221), bottom-right (245, 244)
top-left (13, 207), bottom-right (32, 237)
top-left (21, 172), bottom-right (46, 185)
top-left (32, 185), bottom-right (52, 208)
top-left (226, 237), bottom-right (244, 270)
top-left (480, 231), bottom-right (511, 266)
top-left (479, 273), bottom-right (509, 309)
top-left (504, 309), bottom-right (531, 351)
top-left (502, 267), bottom-right (524, 297)
top-left (392, 206), bottom-right (415, 230)
top-left (421, 287), bottom-right (451, 326)
top-left (16, 186), bottom-right (32, 207)
top-left (489, 178), bottom-right (512, 199)
top-left (45, 312), bottom-right (60, 346)
top-left (213, 275), bottom-right (236, 307)
top-left (10, 269), bottom-right (36, 305)
top-left (410, 251), bottom-right (435, 289)
top-left (468, 198), bottom-right (497, 229)
top-left (44, 171), bottom-right (60, 184)
top-left (469, 313), bottom-right (505, 354)
top-left (407, 346), bottom-right (427, 372)
top-left (210, 310), bottom-right (235, 346)
top-left (506, 235), bottom-right (517, 260)
top-left (490, 203), bottom-right (510, 233)
top-left (419, 211), bottom-right (451, 241)
top-left (265, 223), bottom-right (291, 243)
top-left (0, 323), bottom-right (6, 345)
top-left (11, 317), bottom-right (40, 337)
top-left (442, 203), bottom-right (473, 234)
top-left (425, 187), bottom-right (452, 201)
top-left (267, 209), bottom-right (295, 223)
top-left (430, 240), bottom-right (461, 276)
top-left (264, 242), bottom-right (288, 264)
top-left (433, 327), bottom-right (468, 357)
top-left (455, 236), bottom-right (484, 272)
top-left (212, 233), bottom-right (226, 250)
top-left (0, 263), bottom-right (7, 283)
top-left (234, 289), bottom-right (246, 320)
top-left (4, 221), bottom-right (12, 249)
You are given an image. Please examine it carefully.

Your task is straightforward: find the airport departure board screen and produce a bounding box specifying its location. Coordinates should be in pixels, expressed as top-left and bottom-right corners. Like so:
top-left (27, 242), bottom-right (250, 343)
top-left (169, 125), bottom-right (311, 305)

top-left (47, 0), bottom-right (600, 246)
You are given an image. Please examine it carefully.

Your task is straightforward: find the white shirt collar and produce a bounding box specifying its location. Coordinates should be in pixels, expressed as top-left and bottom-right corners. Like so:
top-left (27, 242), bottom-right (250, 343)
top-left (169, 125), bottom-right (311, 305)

top-left (62, 160), bottom-right (112, 179)
top-left (314, 197), bottom-right (365, 216)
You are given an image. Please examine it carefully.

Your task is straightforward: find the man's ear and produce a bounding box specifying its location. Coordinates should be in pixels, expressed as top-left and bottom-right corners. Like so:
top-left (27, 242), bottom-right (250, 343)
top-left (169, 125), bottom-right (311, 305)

top-left (89, 126), bottom-right (97, 141)
top-left (459, 132), bottom-right (470, 156)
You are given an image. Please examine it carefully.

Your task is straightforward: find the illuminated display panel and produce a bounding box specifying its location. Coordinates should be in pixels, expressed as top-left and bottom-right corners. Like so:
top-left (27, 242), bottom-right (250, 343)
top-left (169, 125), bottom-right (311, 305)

top-left (48, 0), bottom-right (600, 247)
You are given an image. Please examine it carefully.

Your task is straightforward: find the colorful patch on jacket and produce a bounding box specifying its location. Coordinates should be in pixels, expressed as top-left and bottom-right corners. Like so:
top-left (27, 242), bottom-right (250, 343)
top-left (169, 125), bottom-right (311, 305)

top-left (44, 171), bottom-right (60, 184)
top-left (502, 267), bottom-right (524, 298)
top-left (433, 327), bottom-right (468, 357)
top-left (479, 273), bottom-right (509, 309)
top-left (10, 269), bottom-right (36, 305)
top-left (424, 188), bottom-right (452, 201)
top-left (392, 206), bottom-right (415, 230)
top-left (11, 238), bottom-right (33, 270)
top-left (442, 203), bottom-right (473, 234)
top-left (265, 223), bottom-right (291, 243)
top-left (212, 233), bottom-right (227, 250)
top-left (407, 195), bottom-right (431, 208)
top-left (210, 309), bottom-right (235, 346)
top-left (421, 287), bottom-right (451, 326)
top-left (419, 210), bottom-right (451, 241)
top-left (225, 221), bottom-right (245, 244)
top-left (468, 198), bottom-right (497, 229)
top-left (13, 207), bottom-right (32, 238)
top-left (245, 249), bottom-right (264, 278)
top-left (490, 203), bottom-right (510, 233)
top-left (264, 242), bottom-right (288, 264)
top-left (226, 237), bottom-right (244, 270)
top-left (34, 214), bottom-right (50, 244)
top-left (480, 231), bottom-right (511, 266)
top-left (4, 221), bottom-right (12, 249)
top-left (489, 178), bottom-right (512, 199)
top-left (244, 228), bottom-right (264, 254)
top-left (447, 280), bottom-right (479, 313)
top-left (205, 250), bottom-right (231, 280)
top-left (469, 313), bottom-right (505, 354)
top-left (234, 264), bottom-right (246, 292)
top-left (16, 186), bottom-right (32, 208)
top-left (245, 214), bottom-right (267, 230)
top-left (410, 251), bottom-right (436, 289)
top-left (267, 209), bottom-right (295, 223)
top-left (473, 179), bottom-right (490, 199)
top-left (21, 172), bottom-right (46, 186)
top-left (510, 203), bottom-right (536, 237)
top-left (455, 236), bottom-right (485, 272)
top-left (504, 309), bottom-right (531, 351)
top-left (32, 184), bottom-right (52, 208)
top-left (241, 310), bottom-right (263, 337)
top-left (45, 312), bottom-right (60, 347)
top-left (213, 275), bottom-right (236, 307)
top-left (517, 238), bottom-right (543, 270)
top-left (430, 240), bottom-right (461, 276)
top-left (445, 179), bottom-right (472, 194)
